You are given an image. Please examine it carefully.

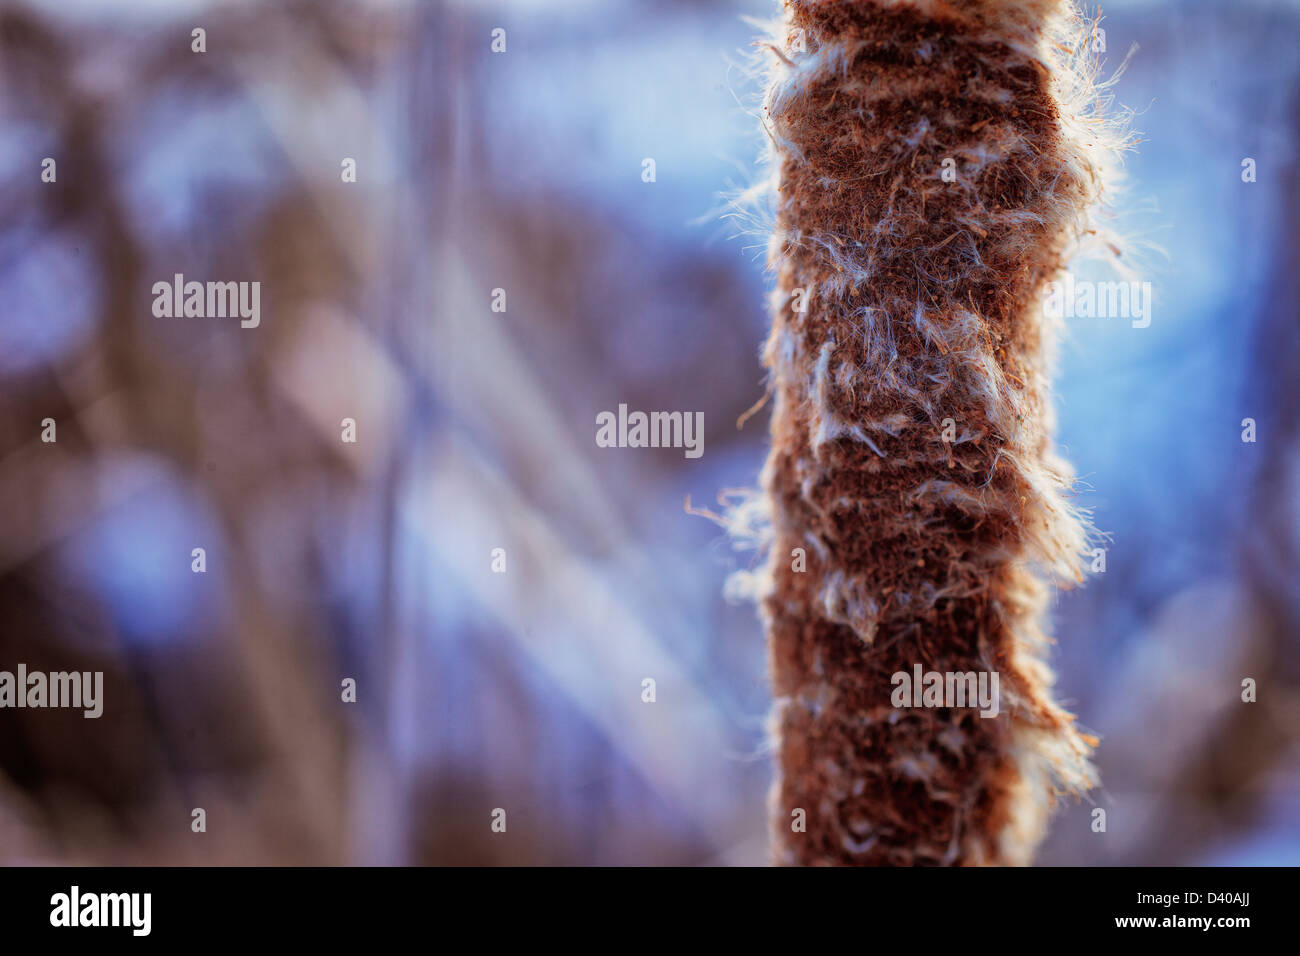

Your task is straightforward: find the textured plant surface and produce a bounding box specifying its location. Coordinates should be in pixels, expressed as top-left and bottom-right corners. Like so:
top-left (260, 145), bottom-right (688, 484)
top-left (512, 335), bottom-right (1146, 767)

top-left (745, 0), bottom-right (1129, 865)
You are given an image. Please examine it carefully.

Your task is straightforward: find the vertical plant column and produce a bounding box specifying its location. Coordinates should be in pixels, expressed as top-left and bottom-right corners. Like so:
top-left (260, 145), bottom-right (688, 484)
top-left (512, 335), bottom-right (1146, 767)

top-left (758, 0), bottom-right (1113, 865)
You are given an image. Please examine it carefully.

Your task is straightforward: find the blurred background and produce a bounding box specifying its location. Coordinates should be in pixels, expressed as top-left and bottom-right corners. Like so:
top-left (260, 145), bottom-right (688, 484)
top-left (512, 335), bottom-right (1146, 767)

top-left (0, 0), bottom-right (1297, 865)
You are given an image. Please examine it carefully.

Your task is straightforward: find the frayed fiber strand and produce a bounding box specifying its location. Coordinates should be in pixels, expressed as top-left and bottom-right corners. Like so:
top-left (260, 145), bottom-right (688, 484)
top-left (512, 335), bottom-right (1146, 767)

top-left (744, 0), bottom-right (1129, 866)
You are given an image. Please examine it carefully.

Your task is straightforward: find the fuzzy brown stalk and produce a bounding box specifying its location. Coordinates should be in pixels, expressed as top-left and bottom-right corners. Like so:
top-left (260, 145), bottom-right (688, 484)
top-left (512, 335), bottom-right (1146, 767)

top-left (755, 0), bottom-right (1114, 865)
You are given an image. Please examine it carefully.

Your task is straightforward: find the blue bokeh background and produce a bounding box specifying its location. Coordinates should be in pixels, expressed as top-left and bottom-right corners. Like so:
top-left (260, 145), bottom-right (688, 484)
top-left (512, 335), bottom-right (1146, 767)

top-left (0, 0), bottom-right (1296, 864)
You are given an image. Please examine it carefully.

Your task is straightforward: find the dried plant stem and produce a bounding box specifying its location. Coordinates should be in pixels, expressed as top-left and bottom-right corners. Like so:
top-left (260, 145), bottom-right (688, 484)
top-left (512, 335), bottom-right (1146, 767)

top-left (758, 0), bottom-right (1114, 865)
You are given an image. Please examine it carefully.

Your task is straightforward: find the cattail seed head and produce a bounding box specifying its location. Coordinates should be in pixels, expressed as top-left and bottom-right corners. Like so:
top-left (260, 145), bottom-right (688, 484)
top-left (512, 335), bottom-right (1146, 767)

top-left (744, 0), bottom-right (1131, 866)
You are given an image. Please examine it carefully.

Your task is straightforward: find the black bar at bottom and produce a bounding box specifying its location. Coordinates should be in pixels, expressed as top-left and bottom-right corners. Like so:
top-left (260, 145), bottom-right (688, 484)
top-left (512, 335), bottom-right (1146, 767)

top-left (0, 865), bottom-right (1274, 942)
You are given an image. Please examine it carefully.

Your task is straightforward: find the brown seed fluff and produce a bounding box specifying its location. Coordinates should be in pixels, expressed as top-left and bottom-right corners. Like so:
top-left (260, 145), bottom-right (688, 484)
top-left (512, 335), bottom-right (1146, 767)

top-left (757, 0), bottom-right (1109, 866)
